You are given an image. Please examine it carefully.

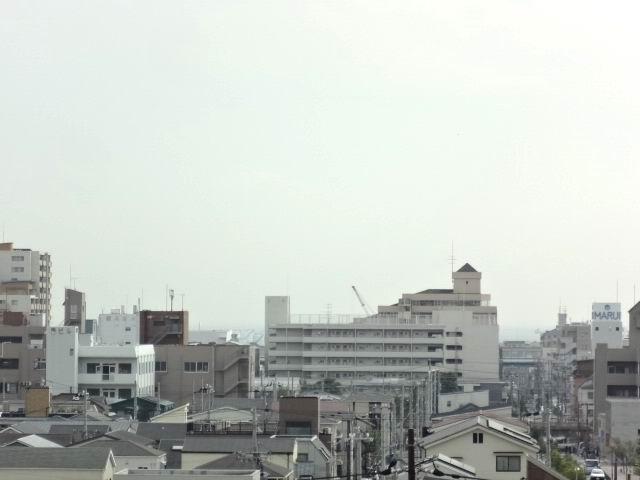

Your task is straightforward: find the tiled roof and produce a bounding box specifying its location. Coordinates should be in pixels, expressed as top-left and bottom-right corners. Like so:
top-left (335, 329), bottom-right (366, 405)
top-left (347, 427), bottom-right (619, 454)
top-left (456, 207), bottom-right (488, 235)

top-left (0, 446), bottom-right (113, 469)
top-left (183, 435), bottom-right (296, 453)
top-left (456, 263), bottom-right (477, 273)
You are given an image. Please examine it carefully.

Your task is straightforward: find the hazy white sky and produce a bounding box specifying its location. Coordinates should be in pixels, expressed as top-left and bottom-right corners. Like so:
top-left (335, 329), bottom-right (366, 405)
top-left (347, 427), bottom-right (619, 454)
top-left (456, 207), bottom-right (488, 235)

top-left (2, 1), bottom-right (639, 339)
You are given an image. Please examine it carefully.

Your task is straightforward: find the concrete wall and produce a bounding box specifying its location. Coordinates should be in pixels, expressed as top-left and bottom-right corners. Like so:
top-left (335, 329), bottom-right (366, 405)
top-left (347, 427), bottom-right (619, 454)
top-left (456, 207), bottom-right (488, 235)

top-left (438, 390), bottom-right (490, 413)
top-left (45, 326), bottom-right (80, 395)
top-left (155, 344), bottom-right (255, 405)
top-left (607, 398), bottom-right (640, 443)
top-left (97, 311), bottom-right (138, 346)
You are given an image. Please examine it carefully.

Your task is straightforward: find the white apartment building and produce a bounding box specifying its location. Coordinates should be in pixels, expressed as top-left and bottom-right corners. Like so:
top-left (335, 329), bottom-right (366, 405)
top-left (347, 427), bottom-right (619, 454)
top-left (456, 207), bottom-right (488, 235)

top-left (266, 264), bottom-right (500, 390)
top-left (46, 326), bottom-right (155, 401)
top-left (0, 242), bottom-right (51, 324)
top-left (96, 308), bottom-right (140, 346)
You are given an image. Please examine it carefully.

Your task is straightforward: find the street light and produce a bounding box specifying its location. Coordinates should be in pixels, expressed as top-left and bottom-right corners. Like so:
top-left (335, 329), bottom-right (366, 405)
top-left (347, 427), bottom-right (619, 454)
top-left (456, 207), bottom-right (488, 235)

top-left (575, 466), bottom-right (581, 480)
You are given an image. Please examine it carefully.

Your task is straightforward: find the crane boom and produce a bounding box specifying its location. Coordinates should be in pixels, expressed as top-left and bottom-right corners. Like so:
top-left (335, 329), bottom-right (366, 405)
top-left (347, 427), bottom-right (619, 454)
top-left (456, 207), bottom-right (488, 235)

top-left (351, 285), bottom-right (373, 316)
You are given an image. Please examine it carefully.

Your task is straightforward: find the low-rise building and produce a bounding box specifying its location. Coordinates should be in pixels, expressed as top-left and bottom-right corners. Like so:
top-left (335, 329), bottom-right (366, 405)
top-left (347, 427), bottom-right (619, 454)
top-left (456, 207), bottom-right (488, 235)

top-left (46, 326), bottom-right (155, 401)
top-left (154, 343), bottom-right (256, 405)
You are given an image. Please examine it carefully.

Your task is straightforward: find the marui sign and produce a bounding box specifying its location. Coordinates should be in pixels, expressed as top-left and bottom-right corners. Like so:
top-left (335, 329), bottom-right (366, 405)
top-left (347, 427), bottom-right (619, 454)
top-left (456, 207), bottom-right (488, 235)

top-left (592, 302), bottom-right (621, 321)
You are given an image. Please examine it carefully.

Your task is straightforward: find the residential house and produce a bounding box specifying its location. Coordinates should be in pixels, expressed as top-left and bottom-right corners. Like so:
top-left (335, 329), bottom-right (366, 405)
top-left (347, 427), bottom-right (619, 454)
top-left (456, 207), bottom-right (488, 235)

top-left (418, 415), bottom-right (539, 480)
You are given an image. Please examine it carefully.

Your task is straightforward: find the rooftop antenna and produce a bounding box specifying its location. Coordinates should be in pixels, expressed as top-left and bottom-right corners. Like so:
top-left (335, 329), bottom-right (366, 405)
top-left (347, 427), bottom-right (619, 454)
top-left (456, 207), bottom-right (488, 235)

top-left (448, 242), bottom-right (455, 285)
top-left (169, 289), bottom-right (175, 311)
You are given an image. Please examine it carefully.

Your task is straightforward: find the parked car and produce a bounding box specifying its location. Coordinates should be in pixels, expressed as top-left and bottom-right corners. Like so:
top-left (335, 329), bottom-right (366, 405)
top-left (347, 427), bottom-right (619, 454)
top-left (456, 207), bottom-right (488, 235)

top-left (590, 468), bottom-right (606, 480)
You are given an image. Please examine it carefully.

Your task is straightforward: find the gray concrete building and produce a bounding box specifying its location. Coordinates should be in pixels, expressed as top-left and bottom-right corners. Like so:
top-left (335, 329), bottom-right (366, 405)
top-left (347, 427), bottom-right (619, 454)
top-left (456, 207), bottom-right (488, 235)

top-left (594, 301), bottom-right (640, 444)
top-left (154, 343), bottom-right (256, 406)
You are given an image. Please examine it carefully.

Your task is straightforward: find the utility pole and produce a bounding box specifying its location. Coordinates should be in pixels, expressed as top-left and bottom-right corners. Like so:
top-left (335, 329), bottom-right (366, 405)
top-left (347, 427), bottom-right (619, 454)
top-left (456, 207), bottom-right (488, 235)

top-left (408, 428), bottom-right (416, 480)
top-left (83, 390), bottom-right (88, 439)
top-left (346, 419), bottom-right (352, 480)
top-left (252, 408), bottom-right (258, 455)
top-left (399, 385), bottom-right (405, 460)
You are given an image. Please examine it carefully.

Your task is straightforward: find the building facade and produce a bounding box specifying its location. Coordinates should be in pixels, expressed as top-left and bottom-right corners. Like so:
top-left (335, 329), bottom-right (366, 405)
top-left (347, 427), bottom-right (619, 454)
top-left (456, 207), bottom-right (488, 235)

top-left (46, 326), bottom-right (155, 401)
top-left (154, 343), bottom-right (256, 405)
top-left (591, 302), bottom-right (623, 350)
top-left (64, 288), bottom-right (86, 332)
top-left (0, 242), bottom-right (51, 325)
top-left (139, 310), bottom-right (189, 345)
top-left (0, 319), bottom-right (47, 401)
top-left (266, 264), bottom-right (499, 390)
top-left (593, 302), bottom-right (640, 444)
top-left (97, 309), bottom-right (139, 346)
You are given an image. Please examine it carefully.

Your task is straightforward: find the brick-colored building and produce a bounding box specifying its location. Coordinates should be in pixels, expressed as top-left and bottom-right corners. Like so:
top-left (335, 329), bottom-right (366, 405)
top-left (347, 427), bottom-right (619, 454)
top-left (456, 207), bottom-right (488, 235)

top-left (139, 310), bottom-right (189, 345)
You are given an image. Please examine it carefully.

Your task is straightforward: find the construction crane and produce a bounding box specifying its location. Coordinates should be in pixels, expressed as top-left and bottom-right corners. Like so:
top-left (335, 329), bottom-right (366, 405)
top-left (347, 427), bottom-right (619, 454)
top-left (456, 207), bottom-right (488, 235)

top-left (351, 286), bottom-right (373, 316)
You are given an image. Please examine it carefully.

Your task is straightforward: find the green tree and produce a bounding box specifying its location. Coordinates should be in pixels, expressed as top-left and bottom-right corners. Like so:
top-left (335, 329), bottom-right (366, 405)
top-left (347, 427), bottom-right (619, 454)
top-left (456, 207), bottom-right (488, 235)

top-left (550, 449), bottom-right (586, 480)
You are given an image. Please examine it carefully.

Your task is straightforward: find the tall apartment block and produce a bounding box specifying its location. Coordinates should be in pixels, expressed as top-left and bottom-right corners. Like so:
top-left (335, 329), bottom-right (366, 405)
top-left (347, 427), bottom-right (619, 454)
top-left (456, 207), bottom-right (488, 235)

top-left (63, 288), bottom-right (86, 332)
top-left (0, 242), bottom-right (51, 326)
top-left (139, 310), bottom-right (188, 345)
top-left (266, 264), bottom-right (500, 392)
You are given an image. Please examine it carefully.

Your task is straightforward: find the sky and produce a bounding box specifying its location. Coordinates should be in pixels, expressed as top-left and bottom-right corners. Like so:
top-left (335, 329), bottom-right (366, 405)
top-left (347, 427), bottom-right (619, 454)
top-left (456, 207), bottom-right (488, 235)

top-left (1, 1), bottom-right (639, 340)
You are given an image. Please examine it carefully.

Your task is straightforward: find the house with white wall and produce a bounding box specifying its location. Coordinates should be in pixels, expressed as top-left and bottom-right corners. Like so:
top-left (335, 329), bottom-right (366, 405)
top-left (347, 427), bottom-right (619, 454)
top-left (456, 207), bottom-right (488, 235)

top-left (418, 415), bottom-right (539, 480)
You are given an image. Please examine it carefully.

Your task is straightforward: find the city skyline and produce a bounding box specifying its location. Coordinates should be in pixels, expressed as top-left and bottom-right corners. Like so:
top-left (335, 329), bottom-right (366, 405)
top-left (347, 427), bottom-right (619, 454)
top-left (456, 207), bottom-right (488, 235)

top-left (2, 1), bottom-right (640, 338)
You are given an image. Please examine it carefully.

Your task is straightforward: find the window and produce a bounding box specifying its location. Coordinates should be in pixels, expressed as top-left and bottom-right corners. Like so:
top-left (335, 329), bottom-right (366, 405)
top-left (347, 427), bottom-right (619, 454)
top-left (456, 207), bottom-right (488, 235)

top-left (496, 456), bottom-right (521, 472)
top-left (0, 359), bottom-right (19, 369)
top-left (10, 300), bottom-right (18, 306)
top-left (87, 363), bottom-right (100, 373)
top-left (87, 388), bottom-right (100, 397)
top-left (155, 361), bottom-right (167, 372)
top-left (446, 345), bottom-right (462, 351)
top-left (472, 432), bottom-right (484, 444)
top-left (119, 388), bottom-right (132, 399)
top-left (11, 267), bottom-right (24, 273)
top-left (118, 363), bottom-right (132, 374)
top-left (616, 327), bottom-right (620, 331)
top-left (595, 326), bottom-right (599, 331)
top-left (153, 320), bottom-right (165, 326)
top-left (125, 327), bottom-right (131, 331)
top-left (0, 336), bottom-right (22, 344)
top-left (34, 359), bottom-right (46, 370)
top-left (185, 361), bottom-right (209, 372)
top-left (588, 392), bottom-right (594, 400)
top-left (297, 453), bottom-right (309, 462)
top-left (11, 255), bottom-right (24, 261)
top-left (102, 389), bottom-right (116, 398)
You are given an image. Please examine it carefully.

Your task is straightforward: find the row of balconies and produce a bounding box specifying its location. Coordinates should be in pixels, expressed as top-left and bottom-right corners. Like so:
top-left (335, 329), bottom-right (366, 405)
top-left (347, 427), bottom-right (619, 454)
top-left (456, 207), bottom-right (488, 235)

top-left (269, 335), bottom-right (445, 344)
top-left (269, 364), bottom-right (440, 372)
